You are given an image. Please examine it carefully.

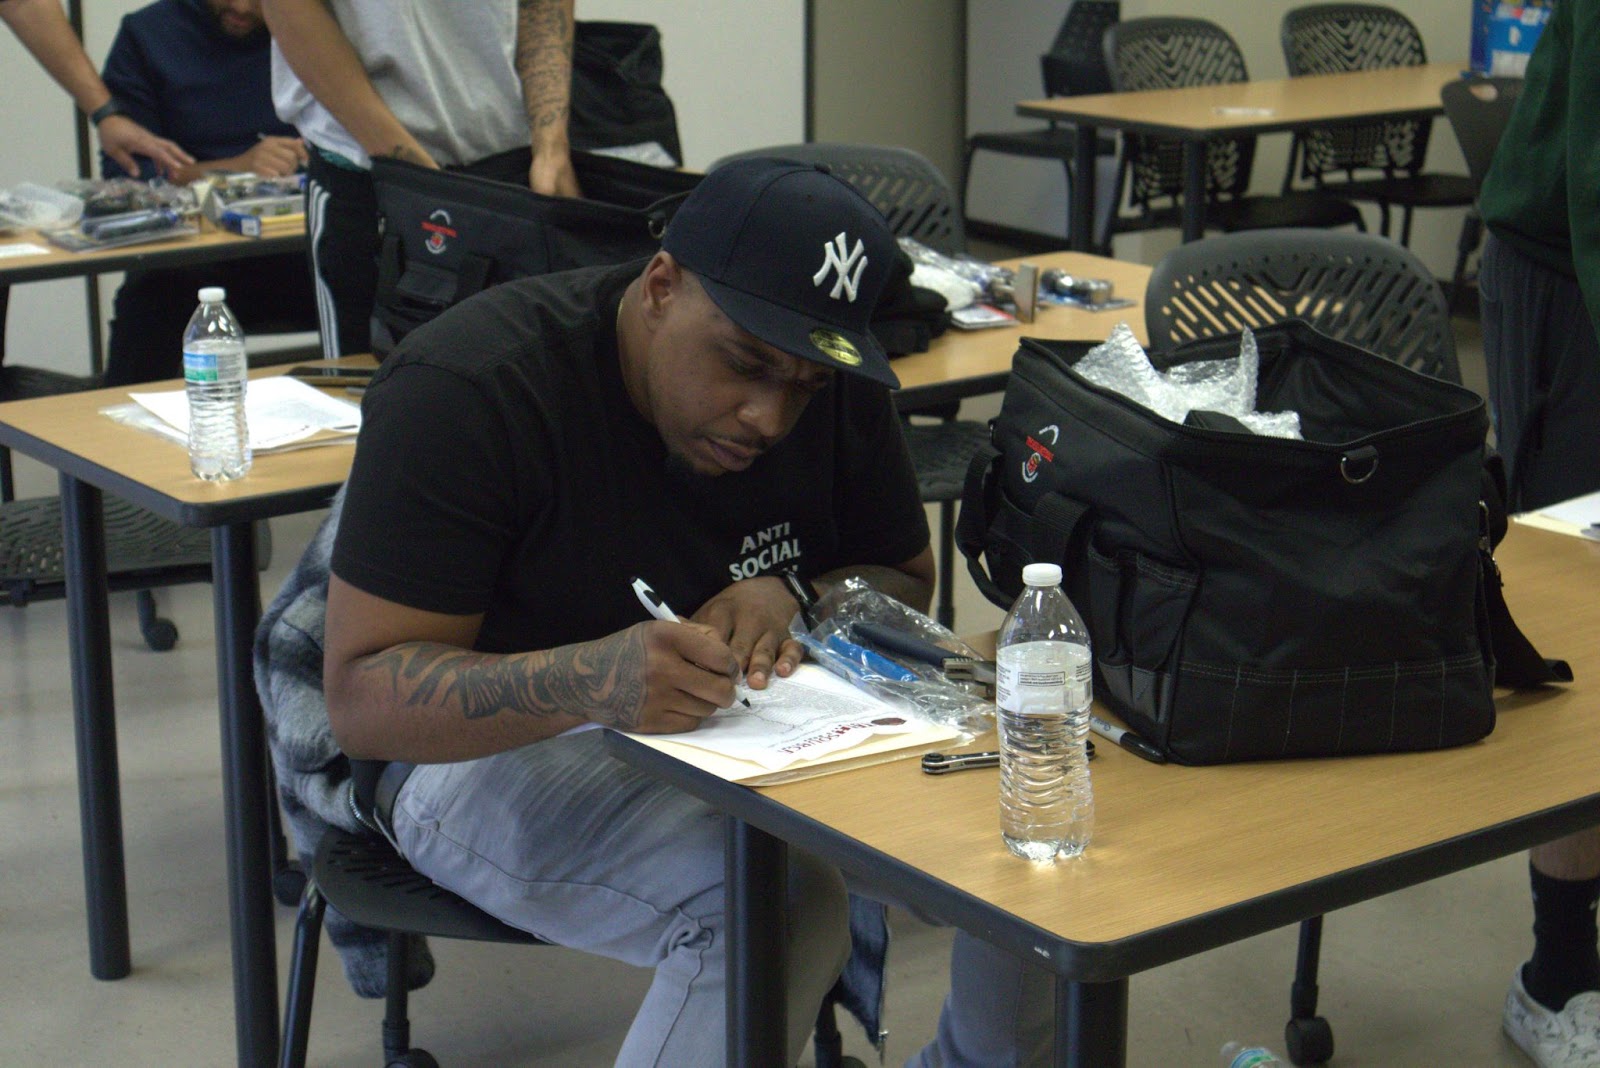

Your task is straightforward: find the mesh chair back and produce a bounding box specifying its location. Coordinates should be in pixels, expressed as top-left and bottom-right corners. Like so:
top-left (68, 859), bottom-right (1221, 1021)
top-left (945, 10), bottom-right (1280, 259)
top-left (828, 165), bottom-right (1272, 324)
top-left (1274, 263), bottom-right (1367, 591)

top-left (711, 143), bottom-right (966, 255)
top-left (1041, 0), bottom-right (1121, 97)
top-left (1282, 4), bottom-right (1431, 179)
top-left (1103, 18), bottom-right (1257, 212)
top-left (1144, 228), bottom-right (1460, 383)
top-left (1440, 76), bottom-right (1523, 189)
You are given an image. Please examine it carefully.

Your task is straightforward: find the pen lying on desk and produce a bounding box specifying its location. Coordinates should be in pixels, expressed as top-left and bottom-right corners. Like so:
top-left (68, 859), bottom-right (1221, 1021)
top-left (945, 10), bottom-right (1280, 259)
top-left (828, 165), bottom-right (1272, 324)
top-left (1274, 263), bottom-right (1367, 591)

top-left (1089, 714), bottom-right (1167, 764)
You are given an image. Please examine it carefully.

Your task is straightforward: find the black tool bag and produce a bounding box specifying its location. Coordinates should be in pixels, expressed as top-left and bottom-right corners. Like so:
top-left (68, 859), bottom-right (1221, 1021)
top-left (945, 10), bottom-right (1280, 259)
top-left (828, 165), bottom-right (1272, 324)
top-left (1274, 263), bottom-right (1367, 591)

top-left (958, 320), bottom-right (1567, 765)
top-left (370, 150), bottom-right (700, 356)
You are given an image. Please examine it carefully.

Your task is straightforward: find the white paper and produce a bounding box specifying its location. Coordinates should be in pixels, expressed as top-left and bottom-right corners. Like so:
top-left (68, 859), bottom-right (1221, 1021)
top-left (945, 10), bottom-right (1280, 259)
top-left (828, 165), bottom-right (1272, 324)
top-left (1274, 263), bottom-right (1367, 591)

top-left (128, 376), bottom-right (361, 451)
top-left (0, 242), bottom-right (50, 258)
top-left (653, 664), bottom-right (927, 771)
top-left (1535, 490), bottom-right (1600, 530)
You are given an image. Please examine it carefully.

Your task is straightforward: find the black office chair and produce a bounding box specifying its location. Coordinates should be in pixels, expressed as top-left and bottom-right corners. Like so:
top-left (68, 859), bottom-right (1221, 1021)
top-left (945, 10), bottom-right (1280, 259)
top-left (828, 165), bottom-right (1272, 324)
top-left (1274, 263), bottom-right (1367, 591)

top-left (280, 826), bottom-right (545, 1068)
top-left (1101, 17), bottom-right (1366, 248)
top-left (1439, 76), bottom-right (1523, 313)
top-left (1145, 227), bottom-right (1459, 1066)
top-left (960, 0), bottom-right (1122, 250)
top-left (711, 143), bottom-right (989, 630)
top-left (1281, 4), bottom-right (1476, 247)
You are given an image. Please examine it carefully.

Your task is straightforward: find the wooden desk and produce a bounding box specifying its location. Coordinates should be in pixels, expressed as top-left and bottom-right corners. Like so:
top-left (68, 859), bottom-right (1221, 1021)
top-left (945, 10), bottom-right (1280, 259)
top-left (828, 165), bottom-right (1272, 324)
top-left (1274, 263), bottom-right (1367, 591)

top-left (893, 251), bottom-right (1151, 410)
top-left (0, 359), bottom-right (362, 1067)
top-left (609, 524), bottom-right (1600, 1066)
top-left (0, 222), bottom-right (308, 370)
top-left (1016, 62), bottom-right (1464, 248)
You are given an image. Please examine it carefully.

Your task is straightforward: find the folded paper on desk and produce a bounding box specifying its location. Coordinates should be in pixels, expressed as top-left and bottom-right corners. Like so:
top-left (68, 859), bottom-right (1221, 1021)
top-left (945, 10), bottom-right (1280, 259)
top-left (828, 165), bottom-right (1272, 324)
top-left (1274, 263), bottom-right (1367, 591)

top-left (115, 376), bottom-right (361, 453)
top-left (624, 663), bottom-right (962, 786)
top-left (1514, 489), bottom-right (1600, 541)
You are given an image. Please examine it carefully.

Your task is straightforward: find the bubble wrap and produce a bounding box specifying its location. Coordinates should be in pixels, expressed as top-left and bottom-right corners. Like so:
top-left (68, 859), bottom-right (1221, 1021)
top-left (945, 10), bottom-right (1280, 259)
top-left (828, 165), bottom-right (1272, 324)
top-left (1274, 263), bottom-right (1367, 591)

top-left (1074, 323), bottom-right (1303, 439)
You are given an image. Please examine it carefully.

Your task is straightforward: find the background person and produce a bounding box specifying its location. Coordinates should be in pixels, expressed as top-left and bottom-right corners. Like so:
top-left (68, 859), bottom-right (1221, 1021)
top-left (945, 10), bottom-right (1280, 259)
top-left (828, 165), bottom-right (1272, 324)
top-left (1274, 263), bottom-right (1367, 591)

top-left (263, 0), bottom-right (581, 360)
top-left (1477, 2), bottom-right (1600, 1065)
top-left (98, 0), bottom-right (318, 386)
top-left (0, 0), bottom-right (190, 177)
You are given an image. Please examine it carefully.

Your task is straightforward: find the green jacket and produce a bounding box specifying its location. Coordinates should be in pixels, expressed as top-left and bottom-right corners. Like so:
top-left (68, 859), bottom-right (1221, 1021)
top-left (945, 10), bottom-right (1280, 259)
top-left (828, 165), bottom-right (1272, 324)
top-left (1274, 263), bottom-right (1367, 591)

top-left (1480, 0), bottom-right (1600, 328)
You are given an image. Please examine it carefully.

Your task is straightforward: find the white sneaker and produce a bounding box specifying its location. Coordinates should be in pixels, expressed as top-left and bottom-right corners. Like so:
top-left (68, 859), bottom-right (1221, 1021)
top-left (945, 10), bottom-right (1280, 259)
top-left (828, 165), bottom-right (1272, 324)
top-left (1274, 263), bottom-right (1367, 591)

top-left (1505, 966), bottom-right (1600, 1067)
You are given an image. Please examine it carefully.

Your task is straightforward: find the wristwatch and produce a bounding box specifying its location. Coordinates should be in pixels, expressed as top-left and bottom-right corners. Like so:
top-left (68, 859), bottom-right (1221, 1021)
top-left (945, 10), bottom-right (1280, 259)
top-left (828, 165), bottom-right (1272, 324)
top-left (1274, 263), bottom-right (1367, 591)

top-left (88, 99), bottom-right (127, 126)
top-left (780, 567), bottom-right (821, 631)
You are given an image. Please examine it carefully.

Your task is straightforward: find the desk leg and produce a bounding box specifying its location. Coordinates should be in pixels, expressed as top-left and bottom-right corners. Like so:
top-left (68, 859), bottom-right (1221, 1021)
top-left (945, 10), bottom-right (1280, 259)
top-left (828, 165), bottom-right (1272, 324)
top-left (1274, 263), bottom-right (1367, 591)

top-left (1181, 141), bottom-right (1207, 243)
top-left (725, 816), bottom-right (788, 1067)
top-left (211, 522), bottom-right (278, 1067)
top-left (60, 474), bottom-right (131, 980)
top-left (1059, 976), bottom-right (1128, 1068)
top-left (1071, 125), bottom-right (1099, 253)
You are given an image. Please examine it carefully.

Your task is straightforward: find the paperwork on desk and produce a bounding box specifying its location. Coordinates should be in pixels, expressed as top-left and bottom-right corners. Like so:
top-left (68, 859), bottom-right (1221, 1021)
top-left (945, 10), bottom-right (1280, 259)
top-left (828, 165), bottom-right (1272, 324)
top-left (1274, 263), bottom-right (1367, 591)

top-left (1514, 489), bottom-right (1600, 541)
top-left (624, 663), bottom-right (961, 786)
top-left (108, 376), bottom-right (361, 453)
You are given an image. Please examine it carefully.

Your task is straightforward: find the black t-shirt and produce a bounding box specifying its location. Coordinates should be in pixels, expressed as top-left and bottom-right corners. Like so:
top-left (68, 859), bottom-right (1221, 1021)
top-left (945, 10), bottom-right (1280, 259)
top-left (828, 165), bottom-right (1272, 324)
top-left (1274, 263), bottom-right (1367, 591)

top-left (332, 260), bottom-right (930, 654)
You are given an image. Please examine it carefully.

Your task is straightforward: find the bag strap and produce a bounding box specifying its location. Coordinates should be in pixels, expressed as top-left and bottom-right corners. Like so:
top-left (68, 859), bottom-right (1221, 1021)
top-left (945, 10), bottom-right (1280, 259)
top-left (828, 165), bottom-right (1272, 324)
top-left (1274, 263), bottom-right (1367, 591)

top-left (957, 442), bottom-right (1092, 607)
top-left (454, 253), bottom-right (494, 305)
top-left (1481, 453), bottom-right (1573, 687)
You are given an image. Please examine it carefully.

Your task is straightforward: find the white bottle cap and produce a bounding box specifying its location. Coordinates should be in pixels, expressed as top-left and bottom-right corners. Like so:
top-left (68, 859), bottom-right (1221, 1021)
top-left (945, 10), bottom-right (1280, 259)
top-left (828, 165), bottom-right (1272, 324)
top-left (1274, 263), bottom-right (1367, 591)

top-left (1021, 562), bottom-right (1062, 587)
top-left (198, 286), bottom-right (226, 303)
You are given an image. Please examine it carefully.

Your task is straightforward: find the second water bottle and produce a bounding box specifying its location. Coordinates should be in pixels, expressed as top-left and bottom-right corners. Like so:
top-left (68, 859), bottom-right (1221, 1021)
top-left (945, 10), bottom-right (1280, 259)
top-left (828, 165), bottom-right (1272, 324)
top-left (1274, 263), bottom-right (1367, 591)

top-left (995, 562), bottom-right (1094, 861)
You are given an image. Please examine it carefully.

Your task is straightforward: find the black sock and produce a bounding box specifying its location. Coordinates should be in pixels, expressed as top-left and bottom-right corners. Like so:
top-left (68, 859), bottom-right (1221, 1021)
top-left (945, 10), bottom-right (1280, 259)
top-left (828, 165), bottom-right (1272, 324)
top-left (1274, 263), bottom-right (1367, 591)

top-left (1524, 863), bottom-right (1600, 1012)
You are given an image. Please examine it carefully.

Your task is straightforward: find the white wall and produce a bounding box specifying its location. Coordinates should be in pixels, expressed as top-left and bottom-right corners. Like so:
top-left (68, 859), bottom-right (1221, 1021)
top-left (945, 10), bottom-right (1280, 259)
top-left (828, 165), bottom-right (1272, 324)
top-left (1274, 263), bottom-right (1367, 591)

top-left (966, 0), bottom-right (1474, 275)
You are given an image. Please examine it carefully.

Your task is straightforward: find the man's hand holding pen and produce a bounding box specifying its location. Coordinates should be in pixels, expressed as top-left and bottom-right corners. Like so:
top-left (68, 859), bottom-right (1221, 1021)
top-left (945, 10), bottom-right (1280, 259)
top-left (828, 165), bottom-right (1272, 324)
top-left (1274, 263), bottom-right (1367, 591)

top-left (582, 620), bottom-right (745, 735)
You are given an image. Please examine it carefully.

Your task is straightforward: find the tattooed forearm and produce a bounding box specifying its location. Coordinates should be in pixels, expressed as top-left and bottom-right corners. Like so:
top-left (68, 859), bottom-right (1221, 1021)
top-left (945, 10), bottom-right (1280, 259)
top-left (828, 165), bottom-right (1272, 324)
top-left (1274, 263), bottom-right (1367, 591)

top-left (515, 0), bottom-right (573, 138)
top-left (358, 634), bottom-right (647, 728)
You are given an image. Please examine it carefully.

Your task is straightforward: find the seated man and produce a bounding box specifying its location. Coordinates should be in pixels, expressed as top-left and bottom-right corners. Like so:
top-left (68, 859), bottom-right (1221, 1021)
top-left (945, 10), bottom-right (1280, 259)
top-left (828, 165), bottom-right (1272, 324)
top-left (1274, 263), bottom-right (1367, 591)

top-left (98, 0), bottom-right (316, 385)
top-left (319, 158), bottom-right (1052, 1065)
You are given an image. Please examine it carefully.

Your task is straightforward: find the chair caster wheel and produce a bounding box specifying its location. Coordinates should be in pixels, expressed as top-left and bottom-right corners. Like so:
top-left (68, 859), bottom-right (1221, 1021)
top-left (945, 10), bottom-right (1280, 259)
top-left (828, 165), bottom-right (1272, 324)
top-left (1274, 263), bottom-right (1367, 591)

top-left (386, 1051), bottom-right (439, 1068)
top-left (141, 616), bottom-right (179, 652)
top-left (1285, 1014), bottom-right (1334, 1065)
top-left (272, 863), bottom-right (307, 907)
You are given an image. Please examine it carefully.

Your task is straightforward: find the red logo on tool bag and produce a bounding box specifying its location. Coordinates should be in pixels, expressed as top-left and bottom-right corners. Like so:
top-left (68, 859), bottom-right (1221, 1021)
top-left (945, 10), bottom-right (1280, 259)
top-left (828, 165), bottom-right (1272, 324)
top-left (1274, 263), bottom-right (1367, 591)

top-left (1021, 424), bottom-right (1059, 484)
top-left (422, 208), bottom-right (456, 255)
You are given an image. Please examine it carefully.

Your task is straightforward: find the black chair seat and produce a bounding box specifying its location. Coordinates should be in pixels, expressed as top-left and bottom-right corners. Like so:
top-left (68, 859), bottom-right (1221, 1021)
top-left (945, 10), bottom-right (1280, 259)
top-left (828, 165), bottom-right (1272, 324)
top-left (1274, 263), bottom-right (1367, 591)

top-left (1210, 191), bottom-right (1367, 232)
top-left (905, 420), bottom-right (992, 503)
top-left (1, 363), bottom-right (100, 399)
top-left (967, 127), bottom-right (1118, 160)
top-left (1318, 172), bottom-right (1477, 209)
top-left (313, 827), bottom-right (541, 944)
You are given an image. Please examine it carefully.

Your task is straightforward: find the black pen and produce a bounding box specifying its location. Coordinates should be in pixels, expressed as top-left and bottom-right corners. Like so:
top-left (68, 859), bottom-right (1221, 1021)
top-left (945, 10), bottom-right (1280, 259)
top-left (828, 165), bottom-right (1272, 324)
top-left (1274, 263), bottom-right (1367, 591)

top-left (1089, 714), bottom-right (1167, 764)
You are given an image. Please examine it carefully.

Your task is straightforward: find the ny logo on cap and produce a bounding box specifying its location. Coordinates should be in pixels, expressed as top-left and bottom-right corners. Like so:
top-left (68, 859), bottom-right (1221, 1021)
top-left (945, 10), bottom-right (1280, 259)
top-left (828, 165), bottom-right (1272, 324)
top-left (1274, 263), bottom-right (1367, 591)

top-left (813, 232), bottom-right (867, 303)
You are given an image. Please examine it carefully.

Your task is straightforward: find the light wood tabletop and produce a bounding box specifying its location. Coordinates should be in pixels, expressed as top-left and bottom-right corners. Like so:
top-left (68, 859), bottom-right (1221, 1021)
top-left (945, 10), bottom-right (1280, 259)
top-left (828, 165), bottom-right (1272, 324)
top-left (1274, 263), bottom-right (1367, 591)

top-left (0, 358), bottom-right (371, 525)
top-left (892, 251), bottom-right (1151, 404)
top-left (1017, 61), bottom-right (1467, 249)
top-left (1017, 61), bottom-right (1465, 138)
top-left (0, 220), bottom-right (307, 284)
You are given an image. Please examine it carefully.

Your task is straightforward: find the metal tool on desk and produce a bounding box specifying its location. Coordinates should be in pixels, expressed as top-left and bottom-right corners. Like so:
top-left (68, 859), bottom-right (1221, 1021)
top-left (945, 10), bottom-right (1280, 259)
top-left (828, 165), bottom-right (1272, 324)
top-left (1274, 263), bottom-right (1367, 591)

top-left (850, 621), bottom-right (996, 696)
top-left (922, 739), bottom-right (1093, 775)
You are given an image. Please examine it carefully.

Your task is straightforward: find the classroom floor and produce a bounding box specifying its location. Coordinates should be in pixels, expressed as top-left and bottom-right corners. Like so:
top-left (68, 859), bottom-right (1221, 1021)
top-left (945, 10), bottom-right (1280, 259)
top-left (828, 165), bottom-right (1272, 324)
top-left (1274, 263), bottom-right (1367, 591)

top-left (0, 318), bottom-right (1545, 1067)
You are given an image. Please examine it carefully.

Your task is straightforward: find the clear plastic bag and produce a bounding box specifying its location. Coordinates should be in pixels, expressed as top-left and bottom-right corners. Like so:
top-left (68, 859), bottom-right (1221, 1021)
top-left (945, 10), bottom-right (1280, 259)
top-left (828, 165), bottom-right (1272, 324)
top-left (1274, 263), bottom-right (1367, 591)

top-left (790, 577), bottom-right (994, 734)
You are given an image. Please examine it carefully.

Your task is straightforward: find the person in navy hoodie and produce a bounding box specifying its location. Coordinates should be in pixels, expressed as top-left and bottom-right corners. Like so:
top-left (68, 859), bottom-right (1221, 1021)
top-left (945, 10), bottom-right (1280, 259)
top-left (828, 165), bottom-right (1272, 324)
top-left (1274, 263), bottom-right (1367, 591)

top-left (98, 0), bottom-right (317, 386)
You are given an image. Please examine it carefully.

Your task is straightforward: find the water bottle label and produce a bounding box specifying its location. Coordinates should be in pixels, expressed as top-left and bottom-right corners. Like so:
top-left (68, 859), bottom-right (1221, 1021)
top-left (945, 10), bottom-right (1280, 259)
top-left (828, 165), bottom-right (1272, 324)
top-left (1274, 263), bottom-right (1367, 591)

top-left (996, 644), bottom-right (1091, 714)
top-left (184, 349), bottom-right (220, 383)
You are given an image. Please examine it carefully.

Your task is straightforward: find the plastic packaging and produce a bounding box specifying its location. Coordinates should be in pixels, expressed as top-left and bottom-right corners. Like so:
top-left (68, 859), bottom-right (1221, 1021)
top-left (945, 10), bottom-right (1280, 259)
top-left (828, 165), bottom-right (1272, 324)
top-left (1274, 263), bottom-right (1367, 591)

top-left (183, 287), bottom-right (251, 481)
top-left (995, 562), bottom-right (1093, 861)
top-left (788, 577), bottom-right (993, 734)
top-left (0, 182), bottom-right (85, 230)
top-left (1221, 1042), bottom-right (1285, 1067)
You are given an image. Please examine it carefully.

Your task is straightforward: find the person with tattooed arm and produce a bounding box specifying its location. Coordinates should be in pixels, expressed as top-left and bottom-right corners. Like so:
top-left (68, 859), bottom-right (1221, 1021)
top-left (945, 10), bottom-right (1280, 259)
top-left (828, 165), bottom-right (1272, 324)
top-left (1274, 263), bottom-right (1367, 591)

top-left (320, 159), bottom-right (1056, 1066)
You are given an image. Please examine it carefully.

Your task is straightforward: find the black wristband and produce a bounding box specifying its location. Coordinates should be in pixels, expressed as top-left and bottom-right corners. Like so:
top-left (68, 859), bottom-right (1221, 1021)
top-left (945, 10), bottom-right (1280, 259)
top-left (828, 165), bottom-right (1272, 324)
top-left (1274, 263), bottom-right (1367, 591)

top-left (781, 567), bottom-right (820, 630)
top-left (88, 99), bottom-right (126, 126)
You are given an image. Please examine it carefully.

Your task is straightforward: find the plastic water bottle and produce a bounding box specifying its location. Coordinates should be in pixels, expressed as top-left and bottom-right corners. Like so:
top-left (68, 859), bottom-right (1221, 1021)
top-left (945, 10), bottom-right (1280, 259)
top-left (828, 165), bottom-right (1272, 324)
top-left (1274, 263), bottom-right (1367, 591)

top-left (1221, 1042), bottom-right (1285, 1067)
top-left (182, 286), bottom-right (251, 481)
top-left (995, 562), bottom-right (1093, 861)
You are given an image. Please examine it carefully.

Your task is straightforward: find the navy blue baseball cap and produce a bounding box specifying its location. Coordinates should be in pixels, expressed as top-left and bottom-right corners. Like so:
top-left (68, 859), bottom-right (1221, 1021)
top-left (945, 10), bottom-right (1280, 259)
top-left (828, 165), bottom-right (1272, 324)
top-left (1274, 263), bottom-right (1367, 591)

top-left (662, 157), bottom-right (900, 388)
